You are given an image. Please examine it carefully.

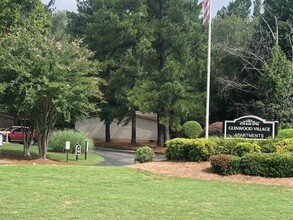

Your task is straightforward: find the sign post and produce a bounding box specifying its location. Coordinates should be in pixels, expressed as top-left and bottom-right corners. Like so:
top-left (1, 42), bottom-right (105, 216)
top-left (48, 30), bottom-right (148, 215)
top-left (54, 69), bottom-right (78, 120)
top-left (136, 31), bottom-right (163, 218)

top-left (85, 141), bottom-right (89, 160)
top-left (75, 144), bottom-right (81, 161)
top-left (65, 141), bottom-right (70, 162)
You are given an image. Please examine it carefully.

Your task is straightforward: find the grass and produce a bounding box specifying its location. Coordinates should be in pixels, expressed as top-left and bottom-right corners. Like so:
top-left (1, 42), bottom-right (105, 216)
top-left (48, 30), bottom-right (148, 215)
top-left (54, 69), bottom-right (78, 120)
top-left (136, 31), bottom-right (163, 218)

top-left (0, 143), bottom-right (292, 219)
top-left (0, 143), bottom-right (103, 165)
top-left (0, 166), bottom-right (292, 219)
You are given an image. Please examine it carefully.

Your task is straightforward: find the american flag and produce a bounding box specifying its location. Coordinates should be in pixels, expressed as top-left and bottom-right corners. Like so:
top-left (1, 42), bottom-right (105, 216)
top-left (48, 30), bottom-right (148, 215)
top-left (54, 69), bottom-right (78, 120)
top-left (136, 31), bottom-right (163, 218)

top-left (203, 0), bottom-right (210, 25)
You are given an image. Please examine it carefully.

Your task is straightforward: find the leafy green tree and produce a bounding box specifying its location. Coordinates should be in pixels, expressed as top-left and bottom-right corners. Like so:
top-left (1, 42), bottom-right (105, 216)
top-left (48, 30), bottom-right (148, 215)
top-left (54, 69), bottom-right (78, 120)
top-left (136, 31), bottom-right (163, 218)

top-left (253, 0), bottom-right (262, 18)
top-left (253, 46), bottom-right (293, 122)
top-left (262, 0), bottom-right (293, 60)
top-left (129, 0), bottom-right (205, 145)
top-left (211, 13), bottom-right (257, 119)
top-left (217, 0), bottom-right (251, 19)
top-left (0, 0), bottom-right (50, 33)
top-left (68, 0), bottom-right (148, 143)
top-left (0, 29), bottom-right (101, 159)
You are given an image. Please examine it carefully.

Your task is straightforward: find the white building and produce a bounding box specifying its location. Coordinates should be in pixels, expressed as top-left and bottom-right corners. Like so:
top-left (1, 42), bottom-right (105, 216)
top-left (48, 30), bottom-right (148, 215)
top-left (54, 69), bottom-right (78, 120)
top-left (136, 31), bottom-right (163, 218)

top-left (75, 112), bottom-right (157, 142)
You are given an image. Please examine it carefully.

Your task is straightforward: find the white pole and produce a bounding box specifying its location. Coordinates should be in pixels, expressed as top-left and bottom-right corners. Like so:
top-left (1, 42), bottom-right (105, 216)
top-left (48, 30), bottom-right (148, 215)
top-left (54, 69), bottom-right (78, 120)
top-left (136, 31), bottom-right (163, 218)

top-left (205, 0), bottom-right (212, 139)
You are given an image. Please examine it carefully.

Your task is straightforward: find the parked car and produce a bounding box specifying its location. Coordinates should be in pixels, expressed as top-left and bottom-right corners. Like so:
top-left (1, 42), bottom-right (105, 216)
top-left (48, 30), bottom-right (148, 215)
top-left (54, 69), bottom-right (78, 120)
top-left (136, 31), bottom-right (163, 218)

top-left (8, 126), bottom-right (37, 144)
top-left (0, 127), bottom-right (15, 142)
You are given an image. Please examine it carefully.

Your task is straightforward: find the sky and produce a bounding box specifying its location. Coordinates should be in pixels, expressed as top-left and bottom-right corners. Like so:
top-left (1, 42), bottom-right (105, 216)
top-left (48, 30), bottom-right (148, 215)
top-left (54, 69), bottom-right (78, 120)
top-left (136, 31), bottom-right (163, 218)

top-left (41, 0), bottom-right (232, 17)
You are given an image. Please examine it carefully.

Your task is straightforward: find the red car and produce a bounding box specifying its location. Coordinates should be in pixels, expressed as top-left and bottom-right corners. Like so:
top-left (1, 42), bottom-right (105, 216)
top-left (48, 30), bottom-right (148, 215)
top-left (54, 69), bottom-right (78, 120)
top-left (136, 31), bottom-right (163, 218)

top-left (8, 126), bottom-right (37, 144)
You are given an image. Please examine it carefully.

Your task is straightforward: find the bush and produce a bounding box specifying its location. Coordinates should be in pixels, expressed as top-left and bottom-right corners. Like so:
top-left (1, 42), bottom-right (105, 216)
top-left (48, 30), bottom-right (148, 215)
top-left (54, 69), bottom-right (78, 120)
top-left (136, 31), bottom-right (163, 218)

top-left (232, 142), bottom-right (261, 157)
top-left (210, 155), bottom-right (241, 175)
top-left (134, 146), bottom-right (155, 163)
top-left (188, 139), bottom-right (216, 161)
top-left (165, 138), bottom-right (190, 160)
top-left (212, 138), bottom-right (244, 155)
top-left (240, 153), bottom-right (293, 177)
top-left (258, 139), bottom-right (276, 153)
top-left (166, 138), bottom-right (216, 162)
top-left (48, 130), bottom-right (94, 153)
top-left (274, 138), bottom-right (293, 153)
top-left (278, 129), bottom-right (293, 139)
top-left (182, 121), bottom-right (202, 138)
top-left (210, 154), bottom-right (232, 175)
top-left (199, 121), bottom-right (223, 137)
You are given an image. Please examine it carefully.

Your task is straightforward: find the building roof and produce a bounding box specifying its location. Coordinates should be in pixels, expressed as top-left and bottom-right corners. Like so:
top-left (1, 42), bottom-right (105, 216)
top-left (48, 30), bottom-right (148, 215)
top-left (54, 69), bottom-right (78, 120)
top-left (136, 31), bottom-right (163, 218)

top-left (136, 111), bottom-right (157, 122)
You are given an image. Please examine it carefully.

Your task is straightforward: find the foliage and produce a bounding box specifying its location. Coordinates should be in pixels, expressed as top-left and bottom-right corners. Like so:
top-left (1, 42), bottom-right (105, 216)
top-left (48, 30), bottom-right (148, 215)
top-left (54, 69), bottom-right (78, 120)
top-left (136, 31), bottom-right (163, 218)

top-left (0, 0), bottom-right (50, 33)
top-left (273, 139), bottom-right (293, 153)
top-left (210, 137), bottom-right (249, 154)
top-left (134, 146), bottom-right (155, 163)
top-left (126, 0), bottom-right (206, 144)
top-left (165, 138), bottom-right (190, 160)
top-left (68, 0), bottom-right (149, 143)
top-left (199, 121), bottom-right (223, 137)
top-left (217, 0), bottom-right (252, 19)
top-left (240, 153), bottom-right (293, 177)
top-left (0, 29), bottom-right (102, 159)
top-left (48, 130), bottom-right (94, 154)
top-left (262, 0), bottom-right (293, 59)
top-left (232, 142), bottom-right (261, 157)
top-left (165, 138), bottom-right (216, 162)
top-left (210, 154), bottom-right (240, 175)
top-left (255, 46), bottom-right (293, 123)
top-left (182, 121), bottom-right (202, 139)
top-left (277, 129), bottom-right (293, 139)
top-left (258, 139), bottom-right (276, 153)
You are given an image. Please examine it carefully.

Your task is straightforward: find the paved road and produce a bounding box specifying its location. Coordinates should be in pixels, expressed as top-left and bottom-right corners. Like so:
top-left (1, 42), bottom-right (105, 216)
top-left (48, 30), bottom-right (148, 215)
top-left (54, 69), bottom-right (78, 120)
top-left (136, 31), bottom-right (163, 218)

top-left (93, 147), bottom-right (165, 166)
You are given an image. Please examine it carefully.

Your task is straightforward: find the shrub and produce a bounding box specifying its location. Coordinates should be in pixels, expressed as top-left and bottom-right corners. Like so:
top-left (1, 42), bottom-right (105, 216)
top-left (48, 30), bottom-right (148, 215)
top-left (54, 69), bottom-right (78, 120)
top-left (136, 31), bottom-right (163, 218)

top-left (48, 130), bottom-right (93, 153)
top-left (182, 121), bottom-right (202, 138)
top-left (165, 138), bottom-right (190, 160)
top-left (232, 142), bottom-right (261, 157)
top-left (274, 138), bottom-right (293, 153)
top-left (199, 121), bottom-right (223, 137)
top-left (166, 138), bottom-right (216, 162)
top-left (212, 138), bottom-right (244, 155)
top-left (210, 154), bottom-right (234, 175)
top-left (258, 139), bottom-right (276, 153)
top-left (278, 129), bottom-right (293, 139)
top-left (240, 153), bottom-right (293, 177)
top-left (134, 146), bottom-right (155, 163)
top-left (188, 139), bottom-right (216, 161)
top-left (210, 155), bottom-right (241, 175)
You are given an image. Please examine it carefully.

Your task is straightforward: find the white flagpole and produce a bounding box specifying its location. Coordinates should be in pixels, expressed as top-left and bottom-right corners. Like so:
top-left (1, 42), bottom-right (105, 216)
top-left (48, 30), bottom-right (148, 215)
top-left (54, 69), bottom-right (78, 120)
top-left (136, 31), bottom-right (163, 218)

top-left (205, 0), bottom-right (212, 139)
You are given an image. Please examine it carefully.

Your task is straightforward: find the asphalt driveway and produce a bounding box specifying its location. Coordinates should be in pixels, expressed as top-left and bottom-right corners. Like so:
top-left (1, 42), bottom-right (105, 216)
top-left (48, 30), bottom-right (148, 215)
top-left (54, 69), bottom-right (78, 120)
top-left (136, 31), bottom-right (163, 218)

top-left (93, 147), bottom-right (165, 166)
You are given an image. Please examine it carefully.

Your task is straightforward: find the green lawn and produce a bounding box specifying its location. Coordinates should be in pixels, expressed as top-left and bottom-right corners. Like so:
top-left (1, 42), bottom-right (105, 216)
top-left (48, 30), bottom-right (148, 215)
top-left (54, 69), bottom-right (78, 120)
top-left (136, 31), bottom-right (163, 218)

top-left (0, 165), bottom-right (292, 219)
top-left (0, 143), bottom-right (103, 165)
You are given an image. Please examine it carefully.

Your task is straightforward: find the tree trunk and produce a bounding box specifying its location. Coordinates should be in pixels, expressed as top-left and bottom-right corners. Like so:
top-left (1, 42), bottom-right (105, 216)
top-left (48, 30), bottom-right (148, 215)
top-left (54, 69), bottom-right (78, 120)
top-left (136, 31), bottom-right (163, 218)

top-left (105, 119), bottom-right (111, 142)
top-left (131, 111), bottom-right (136, 144)
top-left (157, 112), bottom-right (164, 146)
top-left (164, 112), bottom-right (170, 142)
top-left (38, 129), bottom-right (50, 160)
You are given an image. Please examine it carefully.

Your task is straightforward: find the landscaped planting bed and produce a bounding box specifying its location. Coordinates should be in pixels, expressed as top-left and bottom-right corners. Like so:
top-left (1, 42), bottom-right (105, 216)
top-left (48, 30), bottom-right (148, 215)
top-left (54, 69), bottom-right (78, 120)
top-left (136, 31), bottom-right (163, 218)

top-left (166, 137), bottom-right (293, 177)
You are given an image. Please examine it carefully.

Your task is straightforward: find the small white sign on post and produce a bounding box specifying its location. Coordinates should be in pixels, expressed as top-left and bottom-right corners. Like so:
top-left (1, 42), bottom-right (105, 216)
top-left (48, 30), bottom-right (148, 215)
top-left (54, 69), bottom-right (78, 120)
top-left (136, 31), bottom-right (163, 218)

top-left (85, 141), bottom-right (89, 153)
top-left (65, 141), bottom-right (70, 150)
top-left (0, 134), bottom-right (3, 147)
top-left (75, 144), bottom-right (81, 156)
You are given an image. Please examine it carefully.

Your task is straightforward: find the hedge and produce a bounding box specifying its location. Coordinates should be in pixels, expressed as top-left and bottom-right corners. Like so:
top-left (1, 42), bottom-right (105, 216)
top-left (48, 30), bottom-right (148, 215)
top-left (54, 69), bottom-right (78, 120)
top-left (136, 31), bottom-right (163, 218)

top-left (166, 138), bottom-right (216, 162)
top-left (240, 153), bottom-right (293, 177)
top-left (277, 129), bottom-right (293, 139)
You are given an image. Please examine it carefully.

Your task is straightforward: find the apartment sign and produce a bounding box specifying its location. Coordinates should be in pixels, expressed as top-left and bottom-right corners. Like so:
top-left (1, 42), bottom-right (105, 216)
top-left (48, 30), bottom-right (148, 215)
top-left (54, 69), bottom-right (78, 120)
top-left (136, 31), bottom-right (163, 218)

top-left (224, 115), bottom-right (277, 139)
